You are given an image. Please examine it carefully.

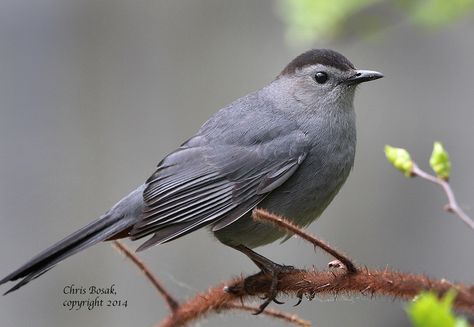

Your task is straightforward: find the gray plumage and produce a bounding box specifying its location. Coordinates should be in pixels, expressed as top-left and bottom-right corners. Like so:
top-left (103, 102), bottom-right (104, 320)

top-left (1, 49), bottom-right (383, 294)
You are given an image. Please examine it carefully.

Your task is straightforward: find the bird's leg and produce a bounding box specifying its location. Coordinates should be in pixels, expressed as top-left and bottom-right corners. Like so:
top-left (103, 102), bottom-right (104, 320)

top-left (228, 244), bottom-right (295, 314)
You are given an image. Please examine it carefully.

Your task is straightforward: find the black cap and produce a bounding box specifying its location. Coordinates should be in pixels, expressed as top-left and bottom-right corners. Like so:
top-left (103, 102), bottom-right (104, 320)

top-left (280, 49), bottom-right (355, 76)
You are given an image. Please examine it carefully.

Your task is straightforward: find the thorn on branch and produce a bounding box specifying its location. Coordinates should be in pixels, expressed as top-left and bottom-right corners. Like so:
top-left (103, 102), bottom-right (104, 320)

top-left (328, 259), bottom-right (348, 271)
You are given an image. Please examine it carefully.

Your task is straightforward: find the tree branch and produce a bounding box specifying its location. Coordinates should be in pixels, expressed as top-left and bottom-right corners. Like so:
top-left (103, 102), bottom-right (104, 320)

top-left (158, 267), bottom-right (474, 327)
top-left (156, 279), bottom-right (313, 327)
top-left (412, 164), bottom-right (474, 231)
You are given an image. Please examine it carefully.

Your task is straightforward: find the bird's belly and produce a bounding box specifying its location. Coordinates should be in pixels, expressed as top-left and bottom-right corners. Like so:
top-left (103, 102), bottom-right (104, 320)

top-left (213, 152), bottom-right (353, 248)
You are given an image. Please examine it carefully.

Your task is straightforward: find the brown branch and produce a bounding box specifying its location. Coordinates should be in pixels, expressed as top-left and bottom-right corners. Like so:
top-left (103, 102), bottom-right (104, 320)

top-left (157, 268), bottom-right (474, 327)
top-left (253, 208), bottom-right (357, 273)
top-left (412, 164), bottom-right (474, 231)
top-left (233, 268), bottom-right (474, 313)
top-left (156, 278), bottom-right (312, 327)
top-left (156, 280), bottom-right (310, 327)
top-left (112, 240), bottom-right (179, 312)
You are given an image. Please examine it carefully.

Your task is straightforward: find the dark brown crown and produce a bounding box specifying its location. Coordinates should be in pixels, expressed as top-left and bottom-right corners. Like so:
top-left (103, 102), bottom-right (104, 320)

top-left (280, 49), bottom-right (355, 76)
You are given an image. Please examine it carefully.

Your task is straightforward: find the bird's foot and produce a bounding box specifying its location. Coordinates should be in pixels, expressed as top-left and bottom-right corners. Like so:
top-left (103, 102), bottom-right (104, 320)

top-left (253, 262), bottom-right (295, 314)
top-left (226, 244), bottom-right (296, 314)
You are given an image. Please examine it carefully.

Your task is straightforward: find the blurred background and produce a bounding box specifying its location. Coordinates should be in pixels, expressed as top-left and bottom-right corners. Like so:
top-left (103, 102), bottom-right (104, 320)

top-left (0, 0), bottom-right (473, 326)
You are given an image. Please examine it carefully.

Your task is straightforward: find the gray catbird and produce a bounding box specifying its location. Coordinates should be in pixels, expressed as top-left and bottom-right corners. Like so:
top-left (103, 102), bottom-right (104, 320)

top-left (1, 49), bottom-right (382, 310)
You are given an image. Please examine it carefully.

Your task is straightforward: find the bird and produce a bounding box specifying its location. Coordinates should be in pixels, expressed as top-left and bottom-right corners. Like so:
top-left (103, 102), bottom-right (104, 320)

top-left (1, 49), bottom-right (383, 311)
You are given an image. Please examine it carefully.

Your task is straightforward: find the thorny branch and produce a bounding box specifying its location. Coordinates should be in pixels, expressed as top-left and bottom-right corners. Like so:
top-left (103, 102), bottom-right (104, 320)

top-left (158, 268), bottom-right (474, 327)
top-left (412, 164), bottom-right (474, 231)
top-left (158, 297), bottom-right (312, 327)
top-left (253, 208), bottom-right (357, 273)
top-left (111, 210), bottom-right (474, 327)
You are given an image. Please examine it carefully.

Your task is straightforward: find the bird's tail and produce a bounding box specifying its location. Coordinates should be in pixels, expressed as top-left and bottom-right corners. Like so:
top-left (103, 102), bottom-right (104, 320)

top-left (0, 185), bottom-right (144, 295)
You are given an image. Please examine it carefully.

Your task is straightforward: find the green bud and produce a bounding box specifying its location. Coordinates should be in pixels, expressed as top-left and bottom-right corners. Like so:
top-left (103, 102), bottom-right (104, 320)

top-left (430, 142), bottom-right (451, 180)
top-left (384, 145), bottom-right (414, 177)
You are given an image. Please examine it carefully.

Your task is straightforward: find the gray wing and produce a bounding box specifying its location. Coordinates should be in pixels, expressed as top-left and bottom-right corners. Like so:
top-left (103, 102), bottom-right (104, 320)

top-left (130, 131), bottom-right (309, 251)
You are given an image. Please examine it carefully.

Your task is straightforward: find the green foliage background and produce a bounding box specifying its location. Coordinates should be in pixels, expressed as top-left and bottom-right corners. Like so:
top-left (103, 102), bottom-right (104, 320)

top-left (277, 0), bottom-right (474, 44)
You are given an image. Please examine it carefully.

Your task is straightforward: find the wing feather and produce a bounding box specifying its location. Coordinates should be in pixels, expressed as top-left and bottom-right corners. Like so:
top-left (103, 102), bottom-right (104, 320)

top-left (130, 130), bottom-right (309, 250)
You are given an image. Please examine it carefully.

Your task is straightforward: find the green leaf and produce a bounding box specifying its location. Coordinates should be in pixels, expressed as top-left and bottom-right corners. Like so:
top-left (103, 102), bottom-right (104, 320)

top-left (429, 142), bottom-right (451, 180)
top-left (384, 145), bottom-right (414, 177)
top-left (407, 291), bottom-right (468, 327)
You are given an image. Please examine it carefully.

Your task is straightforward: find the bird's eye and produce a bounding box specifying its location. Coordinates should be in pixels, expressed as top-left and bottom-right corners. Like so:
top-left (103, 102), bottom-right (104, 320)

top-left (314, 72), bottom-right (328, 84)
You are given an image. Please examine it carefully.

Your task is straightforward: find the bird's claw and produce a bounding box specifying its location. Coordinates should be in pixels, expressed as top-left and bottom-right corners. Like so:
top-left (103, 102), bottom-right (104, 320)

top-left (293, 292), bottom-right (303, 307)
top-left (273, 298), bottom-right (285, 305)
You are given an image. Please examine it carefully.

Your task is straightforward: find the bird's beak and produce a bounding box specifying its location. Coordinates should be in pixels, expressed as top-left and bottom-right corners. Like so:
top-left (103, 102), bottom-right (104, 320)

top-left (344, 69), bottom-right (384, 85)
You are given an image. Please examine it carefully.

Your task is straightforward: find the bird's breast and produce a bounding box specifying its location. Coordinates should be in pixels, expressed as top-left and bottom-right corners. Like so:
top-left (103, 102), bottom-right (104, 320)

top-left (214, 125), bottom-right (356, 249)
